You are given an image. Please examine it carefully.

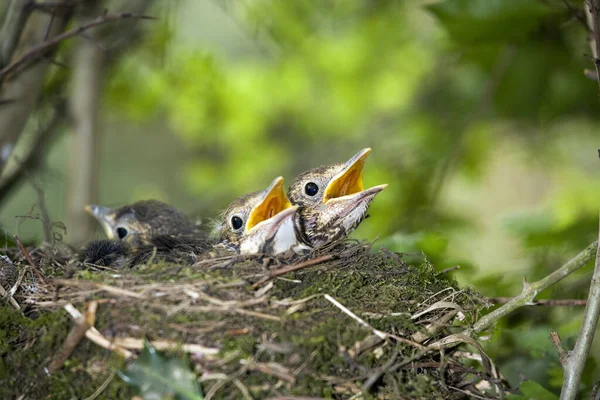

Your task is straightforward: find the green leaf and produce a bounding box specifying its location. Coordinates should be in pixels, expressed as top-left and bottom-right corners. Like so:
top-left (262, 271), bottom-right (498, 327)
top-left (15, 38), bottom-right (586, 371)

top-left (428, 0), bottom-right (550, 43)
top-left (508, 380), bottom-right (559, 400)
top-left (117, 340), bottom-right (203, 400)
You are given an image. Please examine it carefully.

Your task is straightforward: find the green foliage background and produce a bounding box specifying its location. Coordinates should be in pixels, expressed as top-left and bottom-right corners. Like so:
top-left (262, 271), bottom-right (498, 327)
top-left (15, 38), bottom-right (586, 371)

top-left (2, 0), bottom-right (600, 397)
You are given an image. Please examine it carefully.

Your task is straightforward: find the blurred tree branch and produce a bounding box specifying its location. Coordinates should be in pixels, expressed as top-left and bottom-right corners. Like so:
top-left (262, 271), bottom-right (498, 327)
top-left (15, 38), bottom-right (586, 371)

top-left (0, 0), bottom-right (34, 68)
top-left (585, 0), bottom-right (600, 87)
top-left (0, 99), bottom-right (66, 206)
top-left (0, 11), bottom-right (154, 82)
top-left (0, 1), bottom-right (72, 179)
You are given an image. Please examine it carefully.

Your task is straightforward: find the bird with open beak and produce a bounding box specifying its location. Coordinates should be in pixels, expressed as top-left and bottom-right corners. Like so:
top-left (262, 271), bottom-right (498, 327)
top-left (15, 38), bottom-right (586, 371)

top-left (218, 176), bottom-right (300, 255)
top-left (288, 148), bottom-right (387, 249)
top-left (84, 199), bottom-right (201, 248)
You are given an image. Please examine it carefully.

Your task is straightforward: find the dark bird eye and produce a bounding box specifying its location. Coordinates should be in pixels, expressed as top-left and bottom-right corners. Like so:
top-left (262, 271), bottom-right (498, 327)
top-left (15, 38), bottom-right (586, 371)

top-left (231, 216), bottom-right (244, 230)
top-left (116, 227), bottom-right (128, 239)
top-left (304, 182), bottom-right (319, 197)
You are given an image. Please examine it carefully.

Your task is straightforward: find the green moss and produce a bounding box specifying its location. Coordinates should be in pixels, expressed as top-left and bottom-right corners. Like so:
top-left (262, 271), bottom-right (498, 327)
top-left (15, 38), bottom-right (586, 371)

top-left (0, 306), bottom-right (134, 399)
top-left (1, 243), bottom-right (486, 399)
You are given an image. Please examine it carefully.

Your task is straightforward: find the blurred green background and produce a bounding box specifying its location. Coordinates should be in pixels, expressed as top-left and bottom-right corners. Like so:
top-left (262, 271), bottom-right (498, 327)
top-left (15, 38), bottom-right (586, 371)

top-left (1, 0), bottom-right (600, 396)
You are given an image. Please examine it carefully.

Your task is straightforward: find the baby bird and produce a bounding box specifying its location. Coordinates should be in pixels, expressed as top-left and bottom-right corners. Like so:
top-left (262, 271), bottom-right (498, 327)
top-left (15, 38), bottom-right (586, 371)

top-left (288, 148), bottom-right (387, 248)
top-left (218, 176), bottom-right (300, 255)
top-left (85, 199), bottom-right (201, 247)
top-left (82, 199), bottom-right (208, 267)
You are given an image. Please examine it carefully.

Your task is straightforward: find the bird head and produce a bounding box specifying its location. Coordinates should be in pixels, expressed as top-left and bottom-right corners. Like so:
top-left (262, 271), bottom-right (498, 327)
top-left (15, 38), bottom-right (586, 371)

top-left (219, 176), bottom-right (299, 255)
top-left (288, 148), bottom-right (387, 248)
top-left (85, 200), bottom-right (199, 247)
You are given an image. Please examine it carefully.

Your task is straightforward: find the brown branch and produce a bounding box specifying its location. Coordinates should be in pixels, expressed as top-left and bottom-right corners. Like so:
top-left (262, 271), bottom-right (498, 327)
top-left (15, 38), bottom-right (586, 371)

top-left (0, 11), bottom-right (155, 81)
top-left (550, 331), bottom-right (568, 367)
top-left (47, 301), bottom-right (95, 373)
top-left (13, 234), bottom-right (46, 284)
top-left (486, 297), bottom-right (587, 307)
top-left (252, 254), bottom-right (335, 289)
top-left (31, 1), bottom-right (80, 15)
top-left (437, 265), bottom-right (460, 275)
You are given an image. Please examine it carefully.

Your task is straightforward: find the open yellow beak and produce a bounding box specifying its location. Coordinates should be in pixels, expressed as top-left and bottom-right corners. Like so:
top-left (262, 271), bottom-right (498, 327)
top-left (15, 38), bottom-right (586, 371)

top-left (323, 148), bottom-right (376, 203)
top-left (246, 176), bottom-right (293, 233)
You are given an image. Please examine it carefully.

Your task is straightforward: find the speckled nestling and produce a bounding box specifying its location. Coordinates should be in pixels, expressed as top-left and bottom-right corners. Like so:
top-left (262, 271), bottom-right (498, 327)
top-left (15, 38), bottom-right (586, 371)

top-left (288, 148), bottom-right (387, 248)
top-left (218, 177), bottom-right (300, 255)
top-left (85, 200), bottom-right (201, 247)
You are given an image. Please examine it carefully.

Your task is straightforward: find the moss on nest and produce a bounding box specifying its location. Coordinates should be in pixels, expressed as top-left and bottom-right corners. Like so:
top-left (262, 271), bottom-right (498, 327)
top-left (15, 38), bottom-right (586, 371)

top-left (0, 241), bottom-right (499, 399)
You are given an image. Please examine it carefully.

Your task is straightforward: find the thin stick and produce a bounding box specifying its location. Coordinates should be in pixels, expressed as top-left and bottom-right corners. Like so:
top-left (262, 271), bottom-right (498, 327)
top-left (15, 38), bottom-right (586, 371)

top-left (437, 265), bottom-right (460, 275)
top-left (252, 255), bottom-right (334, 289)
top-left (587, 0), bottom-right (600, 91)
top-left (559, 217), bottom-right (600, 400)
top-left (63, 303), bottom-right (133, 360)
top-left (471, 241), bottom-right (598, 334)
top-left (324, 293), bottom-right (428, 350)
top-left (52, 279), bottom-right (146, 299)
top-left (324, 294), bottom-right (386, 339)
top-left (486, 297), bottom-right (587, 307)
top-left (9, 265), bottom-right (28, 296)
top-left (111, 337), bottom-right (219, 355)
top-left (13, 235), bottom-right (47, 284)
top-left (549, 331), bottom-right (568, 366)
top-left (47, 304), bottom-right (93, 373)
top-left (83, 371), bottom-right (115, 400)
top-left (0, 283), bottom-right (20, 309)
top-left (0, 12), bottom-right (155, 80)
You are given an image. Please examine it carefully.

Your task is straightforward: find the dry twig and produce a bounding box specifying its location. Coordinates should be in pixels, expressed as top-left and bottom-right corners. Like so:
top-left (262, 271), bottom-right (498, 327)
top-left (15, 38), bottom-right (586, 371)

top-left (13, 234), bottom-right (46, 284)
top-left (63, 302), bottom-right (134, 360)
top-left (487, 297), bottom-right (587, 306)
top-left (111, 337), bottom-right (219, 356)
top-left (46, 300), bottom-right (96, 373)
top-left (0, 282), bottom-right (20, 309)
top-left (549, 331), bottom-right (568, 366)
top-left (0, 12), bottom-right (155, 81)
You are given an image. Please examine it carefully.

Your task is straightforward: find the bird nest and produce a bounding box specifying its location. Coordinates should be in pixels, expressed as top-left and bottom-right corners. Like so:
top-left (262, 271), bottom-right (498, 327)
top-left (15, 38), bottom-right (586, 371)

top-left (0, 241), bottom-right (505, 399)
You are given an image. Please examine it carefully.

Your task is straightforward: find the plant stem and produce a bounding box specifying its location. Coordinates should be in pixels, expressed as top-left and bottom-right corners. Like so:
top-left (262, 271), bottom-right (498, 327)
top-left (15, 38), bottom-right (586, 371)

top-left (560, 220), bottom-right (600, 400)
top-left (471, 241), bottom-right (598, 334)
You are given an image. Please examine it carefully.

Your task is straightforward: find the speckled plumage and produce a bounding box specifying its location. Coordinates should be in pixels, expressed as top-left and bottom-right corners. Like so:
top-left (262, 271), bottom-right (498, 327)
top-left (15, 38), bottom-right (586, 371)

top-left (218, 177), bottom-right (300, 255)
top-left (288, 148), bottom-right (386, 249)
top-left (86, 200), bottom-right (202, 248)
top-left (112, 200), bottom-right (200, 237)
